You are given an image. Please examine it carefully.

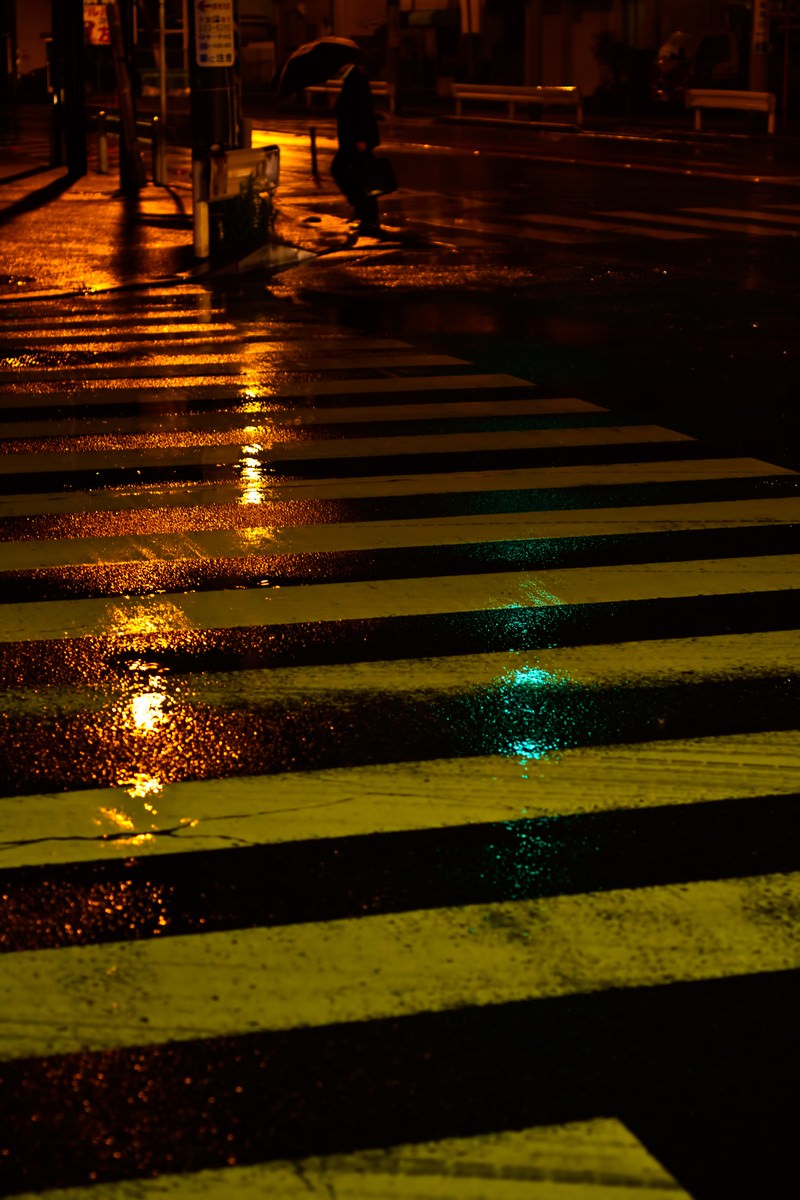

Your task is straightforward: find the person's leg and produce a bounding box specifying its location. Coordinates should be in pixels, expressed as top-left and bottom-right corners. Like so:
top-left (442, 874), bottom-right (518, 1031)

top-left (354, 191), bottom-right (380, 233)
top-left (332, 149), bottom-right (380, 233)
top-left (331, 150), bottom-right (358, 210)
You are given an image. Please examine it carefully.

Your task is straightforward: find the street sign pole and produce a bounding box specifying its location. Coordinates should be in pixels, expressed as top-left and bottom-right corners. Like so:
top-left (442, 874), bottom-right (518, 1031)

top-left (159, 0), bottom-right (167, 124)
top-left (188, 0), bottom-right (239, 258)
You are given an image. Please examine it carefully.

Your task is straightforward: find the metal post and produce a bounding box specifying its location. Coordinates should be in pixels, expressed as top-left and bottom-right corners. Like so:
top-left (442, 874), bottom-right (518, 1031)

top-left (782, 2), bottom-right (791, 131)
top-left (49, 90), bottom-right (64, 167)
top-left (386, 0), bottom-right (400, 94)
top-left (97, 109), bottom-right (109, 173)
top-left (159, 0), bottom-right (167, 124)
top-left (151, 115), bottom-right (166, 184)
top-left (749, 0), bottom-right (770, 93)
top-left (310, 125), bottom-right (319, 182)
top-left (192, 157), bottom-right (210, 258)
top-left (188, 0), bottom-right (239, 259)
top-left (524, 0), bottom-right (543, 87)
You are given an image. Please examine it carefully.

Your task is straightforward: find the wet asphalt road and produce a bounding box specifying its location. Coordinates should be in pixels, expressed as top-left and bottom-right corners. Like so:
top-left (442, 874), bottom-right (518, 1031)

top-left (0, 120), bottom-right (799, 1199)
top-left (265, 119), bottom-right (800, 472)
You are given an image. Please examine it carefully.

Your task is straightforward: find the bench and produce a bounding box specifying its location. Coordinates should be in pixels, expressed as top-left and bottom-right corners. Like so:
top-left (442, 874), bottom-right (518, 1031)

top-left (451, 82), bottom-right (583, 126)
top-left (305, 78), bottom-right (396, 115)
top-left (208, 145), bottom-right (280, 202)
top-left (685, 88), bottom-right (776, 134)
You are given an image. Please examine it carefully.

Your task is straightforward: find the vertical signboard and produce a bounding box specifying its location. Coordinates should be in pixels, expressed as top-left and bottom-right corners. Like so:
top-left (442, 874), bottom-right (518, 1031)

top-left (752, 0), bottom-right (770, 54)
top-left (194, 0), bottom-right (234, 67)
top-left (83, 3), bottom-right (110, 45)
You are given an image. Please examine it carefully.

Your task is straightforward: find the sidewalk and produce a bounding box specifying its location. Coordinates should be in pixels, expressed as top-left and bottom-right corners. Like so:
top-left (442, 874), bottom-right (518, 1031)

top-left (2, 97), bottom-right (800, 301)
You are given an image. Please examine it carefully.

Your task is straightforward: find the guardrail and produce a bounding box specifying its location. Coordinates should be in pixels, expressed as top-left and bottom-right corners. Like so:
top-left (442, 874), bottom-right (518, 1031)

top-left (139, 69), bottom-right (190, 97)
top-left (450, 82), bottom-right (583, 126)
top-left (94, 109), bottom-right (167, 183)
top-left (685, 88), bottom-right (776, 134)
top-left (305, 78), bottom-right (396, 114)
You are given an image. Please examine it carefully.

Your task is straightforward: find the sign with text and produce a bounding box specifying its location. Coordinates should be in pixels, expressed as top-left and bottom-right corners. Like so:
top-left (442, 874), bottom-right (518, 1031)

top-left (194, 0), bottom-right (235, 67)
top-left (752, 0), bottom-right (770, 50)
top-left (83, 3), bottom-right (110, 45)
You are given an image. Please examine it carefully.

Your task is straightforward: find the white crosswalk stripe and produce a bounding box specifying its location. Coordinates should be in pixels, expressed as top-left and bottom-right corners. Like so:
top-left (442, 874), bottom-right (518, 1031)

top-left (404, 203), bottom-right (800, 244)
top-left (0, 282), bottom-right (797, 1197)
top-left (601, 209), bottom-right (792, 236)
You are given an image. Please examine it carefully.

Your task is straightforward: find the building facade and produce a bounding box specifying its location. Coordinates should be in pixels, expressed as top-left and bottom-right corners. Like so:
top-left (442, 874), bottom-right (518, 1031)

top-left (8, 1), bottom-right (763, 103)
top-left (307, 1), bottom-right (753, 95)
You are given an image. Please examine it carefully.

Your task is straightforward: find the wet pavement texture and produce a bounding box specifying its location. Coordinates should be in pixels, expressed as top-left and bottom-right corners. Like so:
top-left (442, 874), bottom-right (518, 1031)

top-left (0, 103), bottom-right (799, 1200)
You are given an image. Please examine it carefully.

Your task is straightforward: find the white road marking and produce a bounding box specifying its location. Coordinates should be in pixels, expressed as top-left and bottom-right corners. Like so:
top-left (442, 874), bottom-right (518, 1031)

top-left (4, 1119), bottom-right (690, 1198)
top-left (1, 869), bottom-right (798, 1060)
top-left (0, 458), bottom-right (791, 521)
top-left (0, 425), bottom-right (693, 475)
top-left (4, 497), bottom-right (799, 571)
top-left (0, 547), bottom-right (796, 637)
top-left (0, 372), bottom-right (533, 403)
top-left (600, 210), bottom-right (789, 236)
top-left (521, 213), bottom-right (703, 240)
top-left (0, 397), bottom-right (604, 440)
top-left (0, 351), bottom-right (467, 379)
top-left (1, 730), bottom-right (796, 869)
top-left (682, 206), bottom-right (800, 226)
top-left (409, 215), bottom-right (594, 244)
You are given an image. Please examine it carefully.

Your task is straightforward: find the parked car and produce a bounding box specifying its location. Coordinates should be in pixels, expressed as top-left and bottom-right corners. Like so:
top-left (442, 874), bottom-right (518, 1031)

top-left (650, 29), bottom-right (745, 106)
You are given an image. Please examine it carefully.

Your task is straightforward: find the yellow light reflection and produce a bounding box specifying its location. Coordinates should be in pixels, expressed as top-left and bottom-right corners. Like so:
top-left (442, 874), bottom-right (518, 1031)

top-left (236, 389), bottom-right (273, 410)
top-left (105, 600), bottom-right (195, 639)
top-left (95, 801), bottom-right (157, 846)
top-left (97, 807), bottom-right (136, 832)
top-left (108, 640), bottom-right (175, 827)
top-left (121, 771), bottom-right (164, 801)
top-left (129, 689), bottom-right (168, 731)
top-left (238, 443), bottom-right (270, 506)
top-left (241, 486), bottom-right (265, 505)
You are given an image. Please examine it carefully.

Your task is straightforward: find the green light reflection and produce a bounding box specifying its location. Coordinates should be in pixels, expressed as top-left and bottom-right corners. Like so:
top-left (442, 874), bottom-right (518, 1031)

top-left (493, 662), bottom-right (565, 776)
top-left (482, 819), bottom-right (552, 901)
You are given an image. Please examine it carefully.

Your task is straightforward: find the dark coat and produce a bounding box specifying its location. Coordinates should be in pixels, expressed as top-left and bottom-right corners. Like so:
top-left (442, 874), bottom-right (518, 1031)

top-left (335, 65), bottom-right (380, 152)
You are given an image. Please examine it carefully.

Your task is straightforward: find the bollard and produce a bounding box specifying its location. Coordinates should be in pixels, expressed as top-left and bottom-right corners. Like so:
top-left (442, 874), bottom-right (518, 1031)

top-left (97, 110), bottom-right (109, 174)
top-left (309, 125), bottom-right (320, 184)
top-left (192, 157), bottom-right (210, 259)
top-left (151, 115), bottom-right (166, 185)
top-left (49, 91), bottom-right (64, 167)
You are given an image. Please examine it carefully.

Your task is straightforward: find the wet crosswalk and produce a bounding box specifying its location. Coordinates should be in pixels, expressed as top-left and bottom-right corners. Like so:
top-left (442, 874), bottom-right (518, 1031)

top-left (0, 286), bottom-right (798, 1198)
top-left (398, 197), bottom-right (800, 246)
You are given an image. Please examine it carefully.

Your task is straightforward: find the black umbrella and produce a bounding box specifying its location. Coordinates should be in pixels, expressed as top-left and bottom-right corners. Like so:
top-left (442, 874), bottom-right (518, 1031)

top-left (277, 36), bottom-right (361, 98)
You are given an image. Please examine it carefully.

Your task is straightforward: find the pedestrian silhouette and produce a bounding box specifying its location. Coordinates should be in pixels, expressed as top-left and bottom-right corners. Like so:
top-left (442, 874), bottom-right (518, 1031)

top-left (331, 60), bottom-right (382, 236)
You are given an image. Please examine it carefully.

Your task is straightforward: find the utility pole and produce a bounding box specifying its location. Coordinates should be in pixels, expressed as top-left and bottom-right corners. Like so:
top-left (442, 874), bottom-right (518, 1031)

top-left (50, 0), bottom-right (87, 177)
top-left (0, 0), bottom-right (18, 144)
top-left (107, 2), bottom-right (147, 192)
